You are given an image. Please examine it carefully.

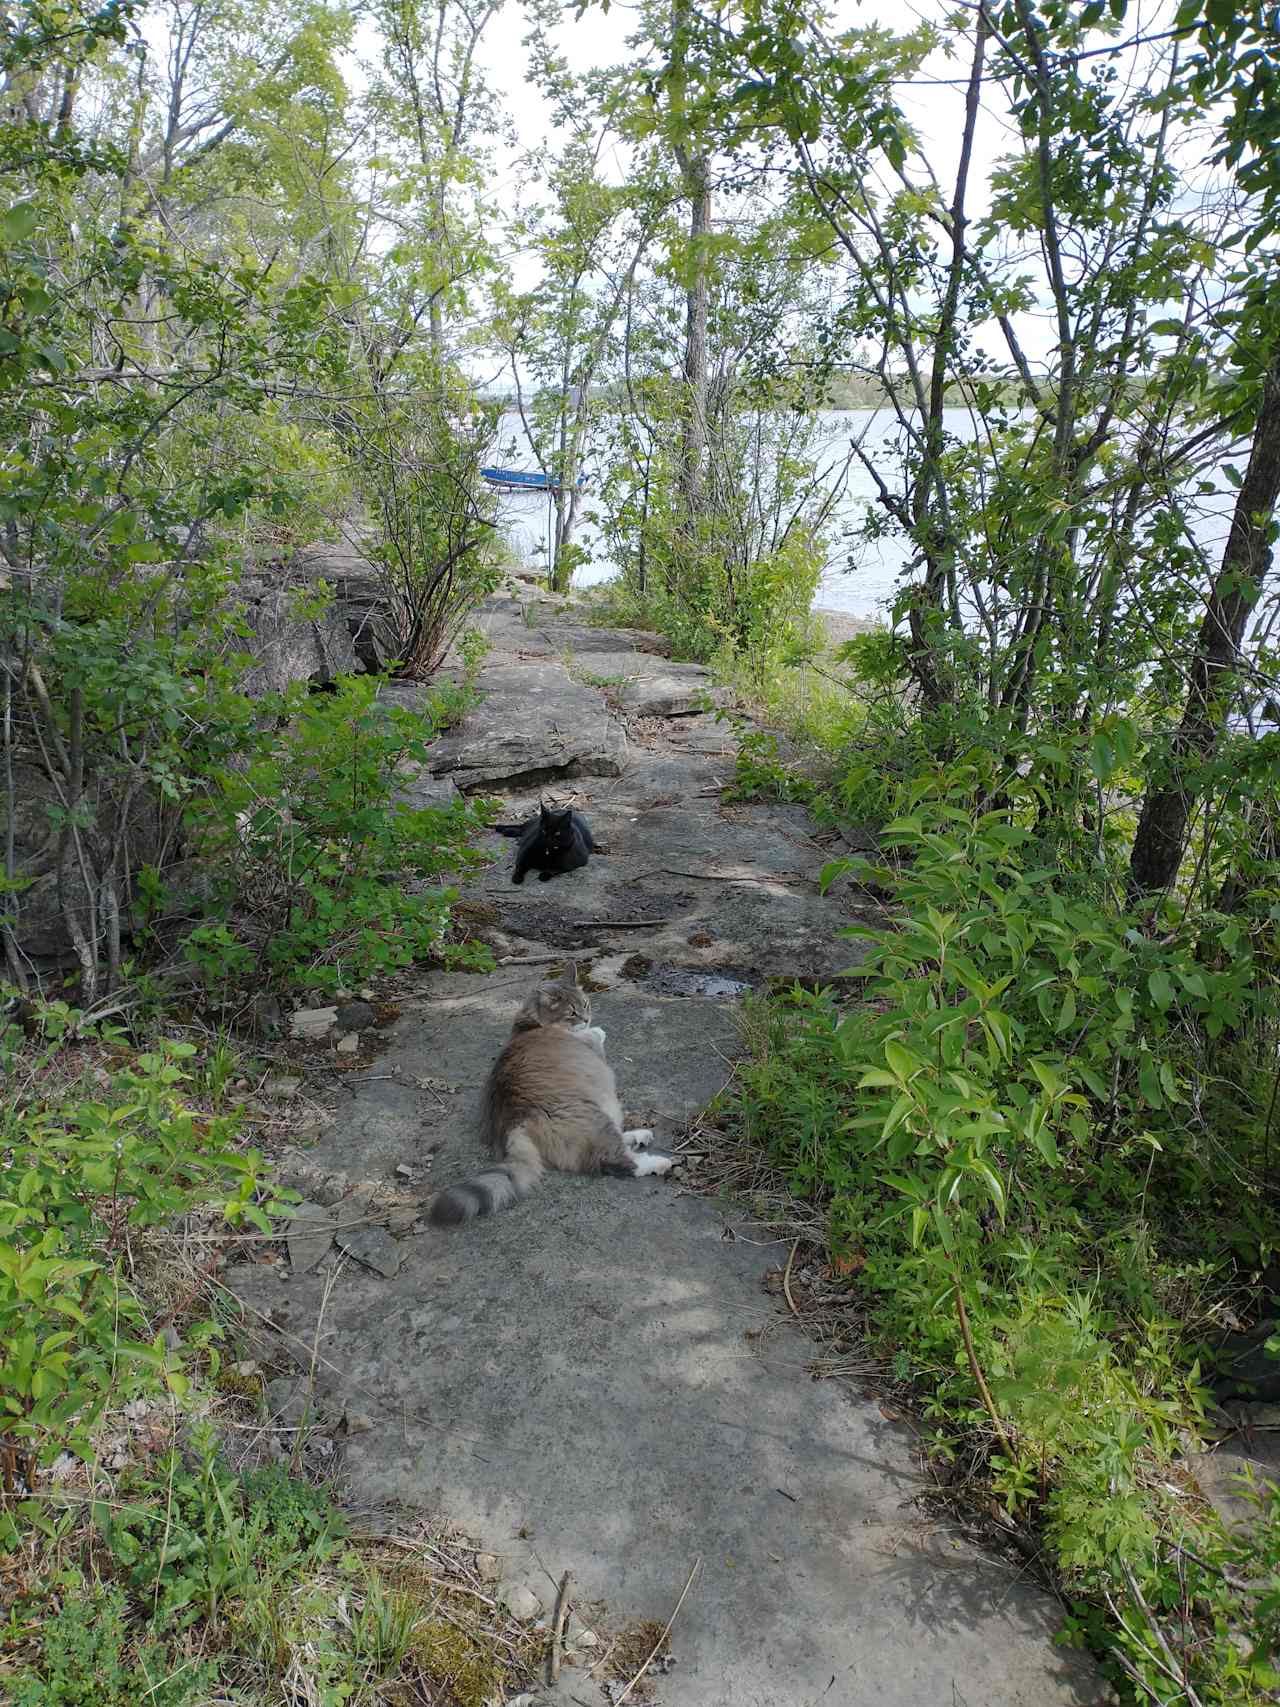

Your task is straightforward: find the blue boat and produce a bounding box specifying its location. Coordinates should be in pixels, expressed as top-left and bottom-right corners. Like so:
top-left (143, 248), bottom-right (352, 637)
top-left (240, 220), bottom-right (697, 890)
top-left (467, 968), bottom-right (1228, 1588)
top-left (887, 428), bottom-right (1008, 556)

top-left (481, 466), bottom-right (559, 492)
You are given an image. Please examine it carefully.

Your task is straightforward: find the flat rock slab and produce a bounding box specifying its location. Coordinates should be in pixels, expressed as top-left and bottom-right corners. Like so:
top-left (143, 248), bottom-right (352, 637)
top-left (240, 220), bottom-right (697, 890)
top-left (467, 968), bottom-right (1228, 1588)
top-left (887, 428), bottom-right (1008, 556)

top-left (617, 665), bottom-right (727, 718)
top-left (409, 663), bottom-right (627, 790)
top-left (285, 1202), bottom-right (336, 1274)
top-left (463, 755), bottom-right (873, 986)
top-left (233, 591), bottom-right (1104, 1707)
top-left (240, 978), bottom-right (1102, 1707)
top-left (335, 1224), bottom-right (402, 1279)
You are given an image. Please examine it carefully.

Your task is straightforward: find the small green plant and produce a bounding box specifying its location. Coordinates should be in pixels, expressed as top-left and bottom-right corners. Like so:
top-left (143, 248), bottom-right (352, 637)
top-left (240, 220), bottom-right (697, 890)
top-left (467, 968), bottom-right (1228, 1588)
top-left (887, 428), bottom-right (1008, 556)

top-left (199, 1038), bottom-right (240, 1107)
top-left (724, 725), bottom-right (815, 806)
top-left (0, 1029), bottom-right (284, 1523)
top-left (102, 1430), bottom-right (346, 1631)
top-left (10, 1583), bottom-right (217, 1707)
top-left (457, 627), bottom-right (492, 680)
top-left (185, 675), bottom-right (488, 993)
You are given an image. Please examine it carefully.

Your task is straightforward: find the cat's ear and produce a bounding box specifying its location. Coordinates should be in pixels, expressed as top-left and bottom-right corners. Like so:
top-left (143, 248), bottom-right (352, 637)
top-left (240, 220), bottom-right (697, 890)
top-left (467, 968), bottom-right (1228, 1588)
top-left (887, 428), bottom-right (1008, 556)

top-left (564, 959), bottom-right (579, 987)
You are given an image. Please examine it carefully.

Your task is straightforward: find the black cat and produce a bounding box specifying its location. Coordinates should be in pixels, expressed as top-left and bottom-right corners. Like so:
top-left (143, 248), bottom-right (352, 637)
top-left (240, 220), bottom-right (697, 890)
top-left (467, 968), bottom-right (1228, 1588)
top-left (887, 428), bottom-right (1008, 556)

top-left (494, 803), bottom-right (594, 885)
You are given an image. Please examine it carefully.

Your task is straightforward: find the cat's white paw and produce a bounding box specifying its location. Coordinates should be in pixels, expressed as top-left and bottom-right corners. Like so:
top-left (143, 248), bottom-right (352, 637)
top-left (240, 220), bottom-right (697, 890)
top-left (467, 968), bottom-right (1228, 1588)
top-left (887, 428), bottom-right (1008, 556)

top-left (623, 1128), bottom-right (653, 1150)
top-left (632, 1150), bottom-right (674, 1177)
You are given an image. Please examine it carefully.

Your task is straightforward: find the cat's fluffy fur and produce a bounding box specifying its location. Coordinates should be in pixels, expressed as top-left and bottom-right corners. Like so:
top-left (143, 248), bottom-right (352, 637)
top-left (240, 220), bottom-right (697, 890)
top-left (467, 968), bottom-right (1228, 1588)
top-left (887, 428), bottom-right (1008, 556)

top-left (493, 803), bottom-right (593, 885)
top-left (428, 965), bottom-right (673, 1227)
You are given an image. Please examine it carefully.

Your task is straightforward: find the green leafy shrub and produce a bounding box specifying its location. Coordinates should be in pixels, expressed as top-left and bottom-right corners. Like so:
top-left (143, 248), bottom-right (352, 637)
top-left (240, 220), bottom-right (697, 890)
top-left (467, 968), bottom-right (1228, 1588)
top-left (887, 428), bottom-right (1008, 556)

top-left (0, 1027), bottom-right (283, 1534)
top-left (10, 1583), bottom-right (217, 1707)
top-left (727, 767), bottom-right (1280, 1702)
top-left (102, 1431), bottom-right (346, 1631)
top-left (342, 361), bottom-right (503, 678)
top-left (634, 501), bottom-right (824, 662)
top-left (597, 392), bottom-right (829, 663)
top-left (183, 675), bottom-right (490, 993)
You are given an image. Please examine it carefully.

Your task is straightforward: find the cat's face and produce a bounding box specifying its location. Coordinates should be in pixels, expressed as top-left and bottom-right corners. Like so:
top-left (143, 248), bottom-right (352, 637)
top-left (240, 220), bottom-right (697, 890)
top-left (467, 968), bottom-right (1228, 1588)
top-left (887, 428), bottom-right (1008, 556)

top-left (539, 804), bottom-right (575, 854)
top-left (527, 970), bottom-right (591, 1030)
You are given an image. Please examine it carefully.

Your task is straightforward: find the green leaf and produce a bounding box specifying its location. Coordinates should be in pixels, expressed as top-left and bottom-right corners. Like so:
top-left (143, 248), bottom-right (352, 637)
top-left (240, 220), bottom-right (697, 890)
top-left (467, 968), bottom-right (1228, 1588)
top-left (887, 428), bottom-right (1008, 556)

top-left (1089, 730), bottom-right (1115, 783)
top-left (3, 202), bottom-right (38, 241)
top-left (116, 1340), bottom-right (166, 1369)
top-left (1027, 1112), bottom-right (1061, 1166)
top-left (969, 1157), bottom-right (1006, 1220)
top-left (881, 1092), bottom-right (916, 1141)
top-left (984, 1007), bottom-right (1013, 1059)
top-left (1029, 1058), bottom-right (1066, 1097)
top-left (884, 1040), bottom-right (924, 1081)
top-left (1138, 1058), bottom-right (1164, 1108)
top-left (1147, 969), bottom-right (1174, 1008)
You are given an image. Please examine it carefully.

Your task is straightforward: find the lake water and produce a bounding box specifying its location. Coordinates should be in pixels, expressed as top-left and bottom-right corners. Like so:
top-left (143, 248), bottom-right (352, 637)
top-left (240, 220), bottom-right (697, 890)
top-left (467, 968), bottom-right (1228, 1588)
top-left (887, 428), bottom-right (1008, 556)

top-left (487, 408), bottom-right (1241, 622)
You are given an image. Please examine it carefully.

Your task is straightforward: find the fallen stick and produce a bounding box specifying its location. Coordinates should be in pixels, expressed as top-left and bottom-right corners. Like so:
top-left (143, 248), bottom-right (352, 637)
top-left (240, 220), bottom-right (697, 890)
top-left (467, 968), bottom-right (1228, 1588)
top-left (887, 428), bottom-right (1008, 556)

top-left (612, 1556), bottom-right (701, 1707)
top-left (546, 1568), bottom-right (574, 1685)
top-left (575, 917), bottom-right (672, 929)
top-left (781, 1238), bottom-right (801, 1319)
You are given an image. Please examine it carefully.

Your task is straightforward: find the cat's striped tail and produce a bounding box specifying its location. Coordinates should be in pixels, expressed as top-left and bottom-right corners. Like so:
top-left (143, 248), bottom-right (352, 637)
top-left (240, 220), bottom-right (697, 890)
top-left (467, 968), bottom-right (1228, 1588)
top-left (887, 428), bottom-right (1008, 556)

top-left (428, 1133), bottom-right (544, 1227)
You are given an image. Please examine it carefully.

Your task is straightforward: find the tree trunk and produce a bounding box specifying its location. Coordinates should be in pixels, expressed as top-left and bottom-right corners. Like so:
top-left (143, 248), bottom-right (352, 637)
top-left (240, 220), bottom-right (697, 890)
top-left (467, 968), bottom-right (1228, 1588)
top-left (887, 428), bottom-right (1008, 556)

top-left (1128, 348), bottom-right (1280, 897)
top-left (907, 10), bottom-right (987, 713)
top-left (678, 155), bottom-right (711, 527)
top-left (668, 0), bottom-right (710, 537)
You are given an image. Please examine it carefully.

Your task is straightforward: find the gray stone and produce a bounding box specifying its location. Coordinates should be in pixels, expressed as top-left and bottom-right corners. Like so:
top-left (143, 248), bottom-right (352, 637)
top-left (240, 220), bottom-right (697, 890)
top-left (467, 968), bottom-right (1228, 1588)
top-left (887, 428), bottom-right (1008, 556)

top-left (335, 1032), bottom-right (360, 1055)
top-left (248, 994), bottom-right (285, 1039)
top-left (566, 1613), bottom-right (597, 1648)
top-left (418, 662), bottom-right (627, 790)
top-left (335, 1000), bottom-right (377, 1033)
top-left (537, 1678), bottom-right (611, 1707)
top-left (1186, 1447), bottom-right (1270, 1533)
top-left (237, 580), bottom-right (360, 698)
top-left (618, 665), bottom-right (727, 719)
top-left (501, 1582), bottom-right (543, 1622)
top-left (264, 1074), bottom-right (303, 1098)
top-left (285, 1202), bottom-right (335, 1274)
top-left (289, 1005), bottom-right (339, 1041)
top-left (265, 1376), bottom-right (316, 1427)
top-left (335, 1224), bottom-right (402, 1278)
top-left (395, 770), bottom-right (463, 811)
top-left (474, 1551), bottom-right (504, 1584)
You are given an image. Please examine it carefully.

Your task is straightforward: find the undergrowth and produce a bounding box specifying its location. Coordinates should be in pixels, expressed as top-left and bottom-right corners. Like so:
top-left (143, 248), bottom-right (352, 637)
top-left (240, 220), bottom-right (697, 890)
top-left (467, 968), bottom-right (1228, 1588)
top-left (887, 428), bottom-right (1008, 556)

top-left (721, 756), bottom-right (1280, 1704)
top-left (0, 1004), bottom-right (539, 1706)
top-left (166, 673), bottom-right (494, 998)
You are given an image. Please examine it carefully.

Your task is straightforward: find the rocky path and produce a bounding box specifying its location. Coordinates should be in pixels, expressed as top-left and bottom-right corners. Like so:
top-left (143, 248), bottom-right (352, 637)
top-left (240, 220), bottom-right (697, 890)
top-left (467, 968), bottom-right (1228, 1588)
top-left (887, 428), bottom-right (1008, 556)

top-left (233, 582), bottom-right (1105, 1706)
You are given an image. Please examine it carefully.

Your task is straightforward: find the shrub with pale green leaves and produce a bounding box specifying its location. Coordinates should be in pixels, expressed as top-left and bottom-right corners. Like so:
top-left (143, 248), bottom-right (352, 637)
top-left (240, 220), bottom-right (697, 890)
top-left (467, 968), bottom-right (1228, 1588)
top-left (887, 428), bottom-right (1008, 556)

top-left (729, 764), bottom-right (1280, 1703)
top-left (0, 1017), bottom-right (285, 1540)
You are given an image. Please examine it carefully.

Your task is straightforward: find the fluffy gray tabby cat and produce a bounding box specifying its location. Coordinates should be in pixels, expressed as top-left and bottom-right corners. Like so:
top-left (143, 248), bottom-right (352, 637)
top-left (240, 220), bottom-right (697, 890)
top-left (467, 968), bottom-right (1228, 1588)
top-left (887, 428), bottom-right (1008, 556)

top-left (428, 965), bottom-right (674, 1227)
